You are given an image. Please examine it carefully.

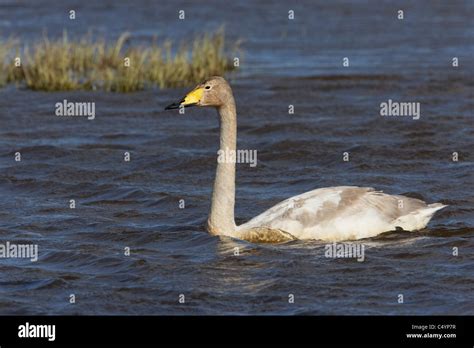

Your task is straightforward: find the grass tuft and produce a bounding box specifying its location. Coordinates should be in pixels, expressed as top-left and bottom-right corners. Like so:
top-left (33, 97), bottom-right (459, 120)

top-left (0, 28), bottom-right (238, 92)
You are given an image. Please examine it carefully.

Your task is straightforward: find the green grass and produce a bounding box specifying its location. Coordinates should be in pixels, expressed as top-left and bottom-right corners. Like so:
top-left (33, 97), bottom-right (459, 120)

top-left (0, 29), bottom-right (238, 92)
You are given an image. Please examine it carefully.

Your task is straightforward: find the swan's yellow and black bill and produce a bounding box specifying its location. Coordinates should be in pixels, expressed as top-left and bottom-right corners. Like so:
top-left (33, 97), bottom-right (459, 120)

top-left (165, 87), bottom-right (204, 110)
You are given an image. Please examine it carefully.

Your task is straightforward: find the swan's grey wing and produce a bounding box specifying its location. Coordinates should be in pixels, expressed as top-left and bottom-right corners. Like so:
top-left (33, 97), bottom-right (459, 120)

top-left (237, 186), bottom-right (446, 241)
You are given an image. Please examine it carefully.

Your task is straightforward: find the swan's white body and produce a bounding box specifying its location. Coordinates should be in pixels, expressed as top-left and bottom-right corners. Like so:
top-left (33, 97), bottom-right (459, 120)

top-left (167, 77), bottom-right (446, 243)
top-left (237, 186), bottom-right (445, 241)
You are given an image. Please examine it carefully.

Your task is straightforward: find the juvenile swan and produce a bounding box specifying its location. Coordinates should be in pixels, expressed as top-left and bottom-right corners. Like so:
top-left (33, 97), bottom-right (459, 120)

top-left (165, 76), bottom-right (446, 243)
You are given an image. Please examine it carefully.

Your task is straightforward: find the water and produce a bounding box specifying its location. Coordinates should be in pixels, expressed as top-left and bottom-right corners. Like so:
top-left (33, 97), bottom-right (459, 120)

top-left (0, 0), bottom-right (473, 315)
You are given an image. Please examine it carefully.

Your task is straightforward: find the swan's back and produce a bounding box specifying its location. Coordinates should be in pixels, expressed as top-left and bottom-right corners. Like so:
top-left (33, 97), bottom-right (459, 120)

top-left (237, 186), bottom-right (446, 241)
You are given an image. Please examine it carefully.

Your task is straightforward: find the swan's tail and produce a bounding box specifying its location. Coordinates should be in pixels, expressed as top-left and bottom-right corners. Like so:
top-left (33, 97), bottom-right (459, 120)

top-left (427, 203), bottom-right (448, 212)
top-left (394, 202), bottom-right (447, 231)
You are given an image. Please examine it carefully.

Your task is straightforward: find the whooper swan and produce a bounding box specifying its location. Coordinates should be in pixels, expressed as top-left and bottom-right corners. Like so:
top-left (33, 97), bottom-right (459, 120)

top-left (165, 76), bottom-right (446, 243)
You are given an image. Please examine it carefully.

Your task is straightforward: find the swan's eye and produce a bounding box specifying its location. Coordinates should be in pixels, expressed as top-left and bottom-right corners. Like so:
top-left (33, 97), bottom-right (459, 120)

top-left (205, 85), bottom-right (211, 90)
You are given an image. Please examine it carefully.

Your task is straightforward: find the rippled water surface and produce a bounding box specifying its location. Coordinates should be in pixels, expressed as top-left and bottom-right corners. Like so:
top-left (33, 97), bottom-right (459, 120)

top-left (0, 0), bottom-right (473, 314)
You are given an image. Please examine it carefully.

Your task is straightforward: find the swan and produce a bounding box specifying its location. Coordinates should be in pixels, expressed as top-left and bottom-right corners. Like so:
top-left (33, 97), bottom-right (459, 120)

top-left (165, 76), bottom-right (446, 243)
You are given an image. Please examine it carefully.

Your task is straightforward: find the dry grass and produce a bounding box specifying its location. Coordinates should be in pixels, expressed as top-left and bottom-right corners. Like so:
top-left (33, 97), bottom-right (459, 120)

top-left (0, 28), bottom-right (238, 92)
top-left (0, 38), bottom-right (19, 87)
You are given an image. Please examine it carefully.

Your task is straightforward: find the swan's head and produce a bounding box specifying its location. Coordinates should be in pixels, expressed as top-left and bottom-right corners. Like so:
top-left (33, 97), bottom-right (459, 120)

top-left (165, 76), bottom-right (232, 110)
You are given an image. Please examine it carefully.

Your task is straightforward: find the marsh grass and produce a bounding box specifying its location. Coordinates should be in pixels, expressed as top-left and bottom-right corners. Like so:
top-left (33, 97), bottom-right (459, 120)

top-left (0, 28), bottom-right (238, 92)
top-left (0, 38), bottom-right (19, 87)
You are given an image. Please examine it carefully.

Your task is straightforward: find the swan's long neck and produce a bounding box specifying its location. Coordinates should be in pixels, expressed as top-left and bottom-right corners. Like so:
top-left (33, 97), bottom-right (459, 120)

top-left (207, 100), bottom-right (237, 236)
